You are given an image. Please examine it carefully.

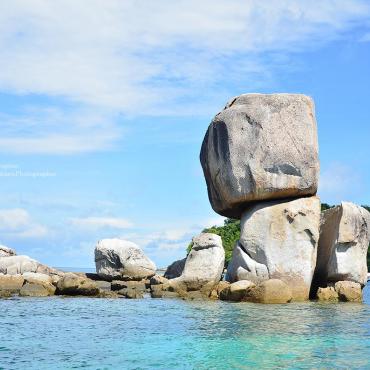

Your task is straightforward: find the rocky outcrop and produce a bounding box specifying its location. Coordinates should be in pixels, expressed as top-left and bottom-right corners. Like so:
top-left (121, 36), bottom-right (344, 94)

top-left (227, 197), bottom-right (320, 300)
top-left (200, 94), bottom-right (319, 218)
top-left (170, 233), bottom-right (225, 293)
top-left (56, 273), bottom-right (99, 296)
top-left (244, 279), bottom-right (293, 304)
top-left (219, 280), bottom-right (255, 302)
top-left (164, 258), bottom-right (186, 279)
top-left (95, 239), bottom-right (156, 281)
top-left (317, 286), bottom-right (339, 301)
top-left (0, 274), bottom-right (24, 296)
top-left (314, 203), bottom-right (370, 287)
top-left (20, 283), bottom-right (51, 297)
top-left (0, 245), bottom-right (16, 257)
top-left (335, 281), bottom-right (362, 302)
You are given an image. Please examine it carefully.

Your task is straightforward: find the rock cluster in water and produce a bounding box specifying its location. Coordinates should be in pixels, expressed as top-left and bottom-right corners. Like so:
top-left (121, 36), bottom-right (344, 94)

top-left (198, 93), bottom-right (370, 303)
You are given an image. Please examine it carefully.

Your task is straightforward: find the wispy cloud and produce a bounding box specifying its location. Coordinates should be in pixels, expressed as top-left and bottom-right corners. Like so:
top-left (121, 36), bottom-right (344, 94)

top-left (0, 208), bottom-right (48, 238)
top-left (0, 1), bottom-right (369, 153)
top-left (70, 216), bottom-right (134, 230)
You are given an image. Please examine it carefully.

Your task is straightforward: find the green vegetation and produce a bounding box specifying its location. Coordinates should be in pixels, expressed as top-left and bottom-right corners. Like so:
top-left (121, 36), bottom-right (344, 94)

top-left (187, 218), bottom-right (240, 263)
top-left (189, 203), bottom-right (370, 270)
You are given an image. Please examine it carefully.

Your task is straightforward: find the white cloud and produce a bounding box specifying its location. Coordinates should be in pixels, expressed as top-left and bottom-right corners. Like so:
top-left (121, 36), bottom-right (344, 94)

top-left (0, 1), bottom-right (369, 153)
top-left (70, 216), bottom-right (134, 230)
top-left (0, 208), bottom-right (48, 238)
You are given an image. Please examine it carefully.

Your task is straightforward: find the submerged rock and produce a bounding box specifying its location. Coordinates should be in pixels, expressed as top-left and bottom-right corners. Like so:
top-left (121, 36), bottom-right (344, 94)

top-left (200, 93), bottom-right (319, 218)
top-left (95, 239), bottom-right (156, 281)
top-left (244, 279), bottom-right (292, 304)
top-left (227, 197), bottom-right (320, 301)
top-left (0, 245), bottom-right (16, 257)
top-left (164, 258), bottom-right (186, 279)
top-left (314, 203), bottom-right (370, 287)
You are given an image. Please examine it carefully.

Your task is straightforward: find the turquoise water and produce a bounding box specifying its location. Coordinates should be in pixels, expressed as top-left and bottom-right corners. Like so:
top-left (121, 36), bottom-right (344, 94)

top-left (1, 284), bottom-right (369, 369)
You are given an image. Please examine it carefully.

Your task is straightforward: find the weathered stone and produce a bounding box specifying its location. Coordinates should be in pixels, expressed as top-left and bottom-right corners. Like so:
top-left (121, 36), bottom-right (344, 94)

top-left (164, 258), bottom-right (186, 279)
top-left (172, 233), bottom-right (225, 292)
top-left (314, 203), bottom-right (370, 287)
top-left (56, 273), bottom-right (99, 296)
top-left (227, 197), bottom-right (320, 301)
top-left (219, 280), bottom-right (255, 302)
top-left (335, 281), bottom-right (362, 302)
top-left (22, 272), bottom-right (56, 295)
top-left (117, 288), bottom-right (144, 299)
top-left (245, 279), bottom-right (292, 304)
top-left (200, 93), bottom-right (319, 218)
top-left (209, 281), bottom-right (230, 299)
top-left (20, 283), bottom-right (51, 297)
top-left (226, 242), bottom-right (269, 284)
top-left (0, 245), bottom-right (16, 257)
top-left (95, 280), bottom-right (111, 291)
top-left (95, 239), bottom-right (156, 281)
top-left (0, 274), bottom-right (24, 295)
top-left (316, 286), bottom-right (339, 301)
top-left (111, 280), bottom-right (146, 291)
top-left (150, 275), bottom-right (169, 286)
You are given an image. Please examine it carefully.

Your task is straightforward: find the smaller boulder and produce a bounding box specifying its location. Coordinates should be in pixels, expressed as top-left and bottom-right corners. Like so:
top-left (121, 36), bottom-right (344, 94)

top-left (209, 281), bottom-right (230, 300)
top-left (56, 273), bottom-right (99, 296)
top-left (0, 274), bottom-right (24, 296)
top-left (95, 239), bottom-right (156, 281)
top-left (164, 258), bottom-right (186, 279)
top-left (0, 245), bottom-right (16, 257)
top-left (220, 280), bottom-right (255, 302)
top-left (316, 287), bottom-right (339, 301)
top-left (23, 272), bottom-right (56, 295)
top-left (335, 281), bottom-right (362, 302)
top-left (245, 279), bottom-right (292, 304)
top-left (150, 275), bottom-right (169, 286)
top-left (20, 283), bottom-right (51, 297)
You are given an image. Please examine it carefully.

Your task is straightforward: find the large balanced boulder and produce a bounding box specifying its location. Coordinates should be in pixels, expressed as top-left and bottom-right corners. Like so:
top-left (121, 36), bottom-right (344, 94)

top-left (171, 233), bottom-right (225, 293)
top-left (0, 245), bottom-right (16, 257)
top-left (95, 239), bottom-right (156, 281)
top-left (314, 202), bottom-right (370, 287)
top-left (200, 93), bottom-right (319, 218)
top-left (227, 196), bottom-right (320, 301)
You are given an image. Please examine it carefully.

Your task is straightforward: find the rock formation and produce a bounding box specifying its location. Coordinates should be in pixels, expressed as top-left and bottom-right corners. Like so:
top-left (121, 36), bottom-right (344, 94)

top-left (95, 238), bottom-right (156, 281)
top-left (0, 245), bottom-right (16, 257)
top-left (314, 202), bottom-right (370, 287)
top-left (200, 94), bottom-right (319, 218)
top-left (164, 258), bottom-right (186, 279)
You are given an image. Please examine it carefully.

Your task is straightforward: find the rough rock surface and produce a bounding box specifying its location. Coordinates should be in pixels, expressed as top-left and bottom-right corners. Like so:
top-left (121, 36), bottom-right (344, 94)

top-left (171, 233), bottom-right (225, 292)
top-left (164, 258), bottom-right (186, 279)
top-left (219, 280), bottom-right (255, 302)
top-left (200, 93), bottom-right (319, 218)
top-left (56, 273), bottom-right (99, 296)
top-left (23, 272), bottom-right (56, 295)
top-left (244, 279), bottom-right (292, 304)
top-left (0, 274), bottom-right (24, 295)
top-left (227, 197), bottom-right (320, 300)
top-left (95, 239), bottom-right (156, 281)
top-left (0, 245), bottom-right (16, 257)
top-left (314, 203), bottom-right (370, 287)
top-left (316, 286), bottom-right (339, 301)
top-left (20, 283), bottom-right (51, 297)
top-left (335, 281), bottom-right (362, 302)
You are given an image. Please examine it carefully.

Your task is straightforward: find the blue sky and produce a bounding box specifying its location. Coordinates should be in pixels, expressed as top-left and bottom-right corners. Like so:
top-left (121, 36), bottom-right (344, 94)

top-left (0, 1), bottom-right (369, 268)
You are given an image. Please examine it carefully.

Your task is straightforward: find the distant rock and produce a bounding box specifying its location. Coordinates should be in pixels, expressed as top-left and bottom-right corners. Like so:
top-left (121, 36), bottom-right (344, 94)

top-left (164, 258), bottom-right (186, 279)
top-left (244, 279), bottom-right (292, 304)
top-left (227, 197), bottom-right (320, 301)
top-left (200, 93), bottom-right (319, 218)
top-left (171, 233), bottom-right (225, 293)
top-left (95, 239), bottom-right (156, 281)
top-left (314, 202), bottom-right (370, 287)
top-left (0, 245), bottom-right (16, 257)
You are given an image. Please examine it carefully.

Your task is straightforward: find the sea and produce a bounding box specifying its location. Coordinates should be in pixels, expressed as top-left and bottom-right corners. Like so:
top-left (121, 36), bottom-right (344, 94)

top-left (0, 278), bottom-right (369, 369)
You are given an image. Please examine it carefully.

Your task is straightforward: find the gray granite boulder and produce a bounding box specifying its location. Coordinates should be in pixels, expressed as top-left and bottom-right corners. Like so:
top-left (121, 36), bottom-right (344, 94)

top-left (200, 93), bottom-right (319, 218)
top-left (227, 196), bottom-right (320, 301)
top-left (314, 202), bottom-right (370, 287)
top-left (95, 239), bottom-right (156, 281)
top-left (164, 258), bottom-right (186, 279)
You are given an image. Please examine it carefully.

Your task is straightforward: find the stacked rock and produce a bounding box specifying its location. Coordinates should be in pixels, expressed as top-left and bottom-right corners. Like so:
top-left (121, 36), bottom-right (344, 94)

top-left (200, 93), bottom-right (369, 302)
